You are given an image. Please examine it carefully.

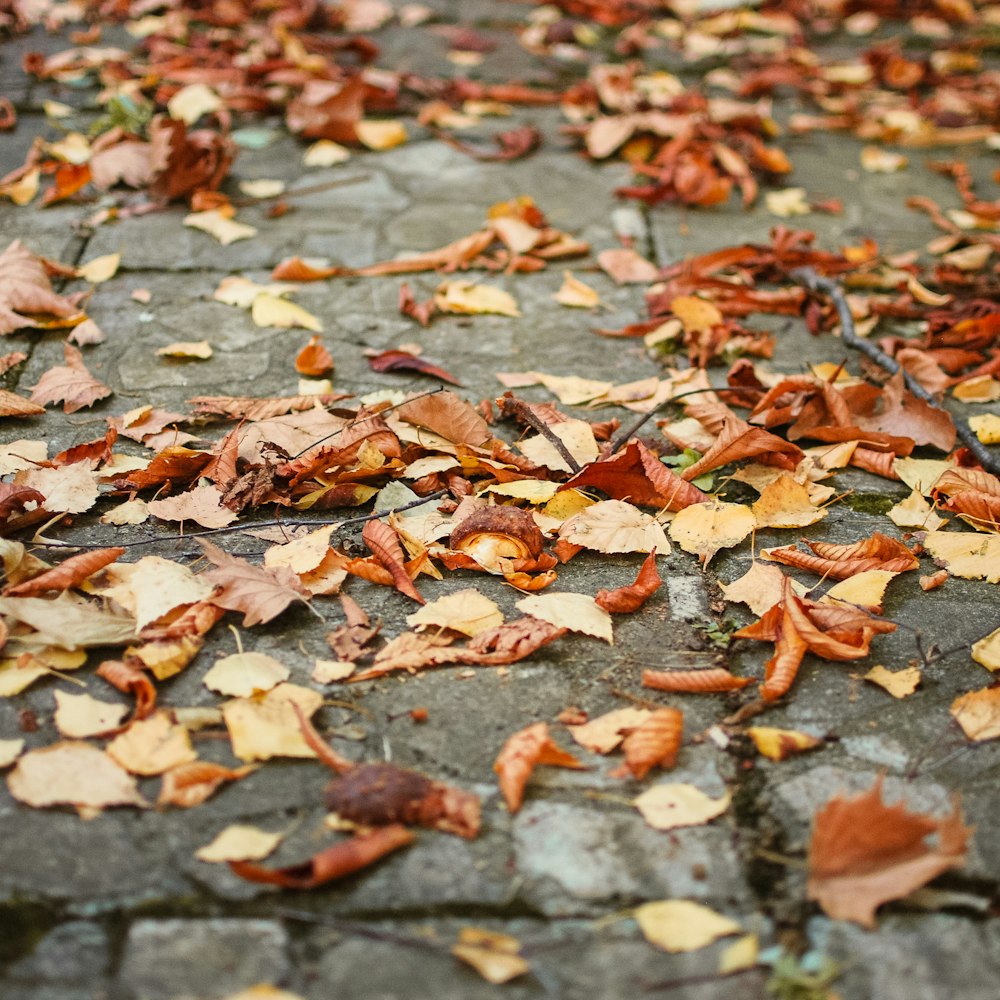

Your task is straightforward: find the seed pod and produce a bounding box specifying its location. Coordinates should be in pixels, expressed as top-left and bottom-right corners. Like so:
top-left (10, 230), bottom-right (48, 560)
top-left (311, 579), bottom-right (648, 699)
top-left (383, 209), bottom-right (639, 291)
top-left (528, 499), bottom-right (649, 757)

top-left (449, 505), bottom-right (545, 572)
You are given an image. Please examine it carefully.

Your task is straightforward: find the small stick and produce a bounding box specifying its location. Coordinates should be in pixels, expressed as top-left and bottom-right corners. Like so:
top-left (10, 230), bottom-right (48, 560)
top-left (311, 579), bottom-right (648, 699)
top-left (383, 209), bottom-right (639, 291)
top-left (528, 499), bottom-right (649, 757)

top-left (792, 267), bottom-right (1000, 476)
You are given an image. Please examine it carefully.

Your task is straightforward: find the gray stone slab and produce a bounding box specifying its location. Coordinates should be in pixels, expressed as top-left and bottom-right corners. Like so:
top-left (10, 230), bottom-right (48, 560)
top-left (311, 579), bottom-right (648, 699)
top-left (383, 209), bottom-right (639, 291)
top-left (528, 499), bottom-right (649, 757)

top-left (116, 918), bottom-right (289, 1000)
top-left (1, 921), bottom-right (110, 1000)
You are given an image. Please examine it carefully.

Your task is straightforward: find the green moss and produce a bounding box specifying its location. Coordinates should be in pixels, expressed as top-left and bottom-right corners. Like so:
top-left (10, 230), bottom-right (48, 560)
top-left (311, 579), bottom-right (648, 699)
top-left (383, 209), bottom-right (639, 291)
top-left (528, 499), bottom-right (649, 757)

top-left (839, 492), bottom-right (897, 516)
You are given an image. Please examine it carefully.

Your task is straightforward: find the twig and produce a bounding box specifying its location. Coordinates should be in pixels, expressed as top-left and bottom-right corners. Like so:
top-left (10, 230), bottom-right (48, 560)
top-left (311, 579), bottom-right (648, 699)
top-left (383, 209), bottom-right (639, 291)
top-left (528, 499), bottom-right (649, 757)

top-left (497, 394), bottom-right (582, 472)
top-left (792, 267), bottom-right (1000, 476)
top-left (606, 386), bottom-right (720, 453)
top-left (26, 489), bottom-right (448, 551)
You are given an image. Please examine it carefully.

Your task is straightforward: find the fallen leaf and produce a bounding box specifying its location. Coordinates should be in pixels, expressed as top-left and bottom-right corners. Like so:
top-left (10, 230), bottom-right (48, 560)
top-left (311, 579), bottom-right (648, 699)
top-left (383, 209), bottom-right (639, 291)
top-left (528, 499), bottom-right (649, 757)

top-left (634, 783), bottom-right (731, 831)
top-left (595, 550), bottom-right (662, 613)
top-left (53, 690), bottom-right (128, 738)
top-left (167, 83), bottom-right (222, 124)
top-left (719, 934), bottom-right (759, 975)
top-left (183, 209), bottom-right (258, 245)
top-left (303, 140), bottom-right (351, 166)
top-left (720, 561), bottom-right (788, 617)
top-left (7, 741), bottom-right (146, 811)
top-left (451, 927), bottom-right (530, 984)
top-left (951, 687), bottom-right (1000, 741)
top-left (29, 343), bottom-right (112, 413)
top-left (554, 271), bottom-right (601, 308)
top-left (921, 531), bottom-right (1000, 582)
top-left (864, 664), bottom-right (922, 698)
top-left (0, 593), bottom-right (136, 648)
top-left (752, 474), bottom-right (827, 529)
top-left (106, 711), bottom-right (197, 775)
top-left (157, 340), bottom-right (213, 359)
top-left (251, 292), bottom-right (323, 332)
top-left (642, 667), bottom-right (754, 693)
top-left (203, 652), bottom-right (290, 697)
top-left (597, 247), bottom-right (659, 284)
top-left (356, 119), bottom-right (408, 150)
top-left (0, 240), bottom-right (81, 336)
top-left (196, 824), bottom-right (284, 862)
top-left (821, 570), bottom-right (899, 614)
top-left (3, 546), bottom-right (124, 597)
top-left (971, 628), bottom-right (1000, 672)
top-left (493, 721), bottom-right (585, 812)
top-left (515, 592), bottom-right (613, 643)
top-left (0, 738), bottom-right (24, 768)
top-left (762, 533), bottom-right (919, 579)
top-left (223, 683), bottom-right (323, 761)
top-left (77, 252), bottom-right (120, 284)
top-left (158, 761), bottom-right (257, 808)
top-left (407, 589), bottom-right (504, 637)
top-left (434, 280), bottom-right (520, 317)
top-left (367, 348), bottom-right (460, 385)
top-left (635, 899), bottom-right (742, 953)
top-left (668, 501), bottom-right (755, 565)
top-left (566, 707), bottom-right (651, 754)
top-left (746, 726), bottom-right (823, 761)
top-left (102, 555), bottom-right (213, 631)
top-left (560, 500), bottom-right (669, 555)
top-left (616, 707), bottom-right (684, 779)
top-left (766, 187), bottom-right (811, 217)
top-left (888, 490), bottom-right (947, 531)
top-left (17, 462), bottom-right (99, 514)
top-left (807, 777), bottom-right (970, 927)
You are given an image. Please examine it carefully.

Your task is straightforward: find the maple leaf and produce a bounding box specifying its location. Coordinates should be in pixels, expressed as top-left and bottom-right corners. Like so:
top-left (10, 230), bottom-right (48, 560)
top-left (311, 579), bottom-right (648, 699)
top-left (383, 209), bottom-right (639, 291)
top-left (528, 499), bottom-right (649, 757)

top-left (28, 343), bottom-right (112, 413)
top-left (199, 539), bottom-right (311, 626)
top-left (807, 777), bottom-right (971, 927)
top-left (0, 240), bottom-right (82, 335)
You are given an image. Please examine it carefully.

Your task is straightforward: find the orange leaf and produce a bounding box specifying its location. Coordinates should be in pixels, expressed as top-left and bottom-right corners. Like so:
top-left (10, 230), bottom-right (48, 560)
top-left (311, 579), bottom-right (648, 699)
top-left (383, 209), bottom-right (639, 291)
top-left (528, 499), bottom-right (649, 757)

top-left (680, 416), bottom-right (803, 481)
top-left (362, 518), bottom-right (424, 604)
top-left (615, 708), bottom-right (683, 780)
top-left (763, 533), bottom-right (918, 579)
top-left (294, 335), bottom-right (334, 376)
top-left (158, 761), bottom-right (257, 809)
top-left (595, 551), bottom-right (662, 613)
top-left (807, 777), bottom-right (971, 927)
top-left (96, 659), bottom-right (156, 721)
top-left (493, 721), bottom-right (585, 813)
top-left (28, 342), bottom-right (112, 413)
top-left (230, 825), bottom-right (414, 888)
top-left (3, 547), bottom-right (124, 596)
top-left (642, 668), bottom-right (753, 693)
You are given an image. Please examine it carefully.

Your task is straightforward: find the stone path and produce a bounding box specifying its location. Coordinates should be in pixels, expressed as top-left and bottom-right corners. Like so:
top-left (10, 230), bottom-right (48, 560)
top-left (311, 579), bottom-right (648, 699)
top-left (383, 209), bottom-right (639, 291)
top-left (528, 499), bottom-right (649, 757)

top-left (1, 5), bottom-right (999, 999)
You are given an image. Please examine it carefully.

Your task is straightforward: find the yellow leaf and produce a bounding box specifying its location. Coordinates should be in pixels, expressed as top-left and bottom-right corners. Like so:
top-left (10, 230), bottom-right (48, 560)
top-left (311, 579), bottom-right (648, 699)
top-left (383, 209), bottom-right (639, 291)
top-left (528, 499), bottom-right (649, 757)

top-left (516, 591), bottom-right (613, 643)
top-left (195, 823), bottom-right (284, 863)
top-left (213, 276), bottom-right (299, 309)
top-left (720, 561), bottom-right (789, 617)
top-left (894, 457), bottom-right (954, 495)
top-left (559, 499), bottom-right (669, 554)
top-left (203, 652), bottom-right (290, 697)
top-left (751, 474), bottom-right (827, 529)
top-left (407, 588), bottom-right (504, 637)
top-left (719, 934), bottom-right (759, 974)
top-left (0, 738), bottom-right (24, 768)
top-left (668, 501), bottom-right (756, 565)
top-left (167, 83), bottom-right (222, 124)
top-left (951, 687), bottom-right (1000, 741)
top-left (888, 490), bottom-right (947, 530)
top-left (356, 119), bottom-right (408, 150)
top-left (864, 664), bottom-right (921, 698)
top-left (184, 209), bottom-right (258, 245)
top-left (107, 712), bottom-right (197, 776)
top-left (952, 375), bottom-right (1000, 402)
top-left (534, 372), bottom-right (614, 405)
top-left (264, 524), bottom-right (337, 576)
top-left (822, 570), bottom-right (898, 613)
top-left (634, 783), bottom-right (731, 830)
top-left (222, 683), bottom-right (323, 762)
top-left (435, 281), bottom-right (520, 317)
top-left (303, 140), bottom-right (351, 166)
top-left (922, 531), bottom-right (1000, 582)
top-left (312, 658), bottom-right (356, 683)
top-left (238, 178), bottom-right (286, 199)
top-left (971, 627), bottom-right (1000, 672)
top-left (54, 690), bottom-right (128, 739)
top-left (251, 292), bottom-right (323, 331)
top-left (969, 414), bottom-right (1000, 445)
top-left (220, 988), bottom-right (307, 1000)
top-left (747, 726), bottom-right (823, 761)
top-left (451, 927), bottom-right (530, 984)
top-left (670, 295), bottom-right (723, 332)
top-left (77, 253), bottom-right (121, 284)
top-left (101, 555), bottom-right (214, 631)
top-left (156, 340), bottom-right (213, 359)
top-left (483, 480), bottom-right (561, 504)
top-left (517, 418), bottom-right (599, 473)
top-left (635, 900), bottom-right (742, 953)
top-left (766, 187), bottom-right (810, 217)
top-left (860, 146), bottom-right (908, 173)
top-left (554, 270), bottom-right (602, 308)
top-left (0, 167), bottom-right (40, 205)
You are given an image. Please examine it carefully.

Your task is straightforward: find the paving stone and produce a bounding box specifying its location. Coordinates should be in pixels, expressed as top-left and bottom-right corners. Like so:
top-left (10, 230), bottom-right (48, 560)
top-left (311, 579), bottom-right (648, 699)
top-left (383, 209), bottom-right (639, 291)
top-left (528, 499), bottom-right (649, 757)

top-left (116, 918), bottom-right (289, 1000)
top-left (1, 921), bottom-right (110, 1000)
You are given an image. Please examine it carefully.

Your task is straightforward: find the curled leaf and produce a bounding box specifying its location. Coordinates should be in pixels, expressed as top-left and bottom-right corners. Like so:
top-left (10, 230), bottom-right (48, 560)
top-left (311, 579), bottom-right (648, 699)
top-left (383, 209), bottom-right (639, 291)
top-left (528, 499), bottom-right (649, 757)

top-left (493, 721), bottom-right (585, 813)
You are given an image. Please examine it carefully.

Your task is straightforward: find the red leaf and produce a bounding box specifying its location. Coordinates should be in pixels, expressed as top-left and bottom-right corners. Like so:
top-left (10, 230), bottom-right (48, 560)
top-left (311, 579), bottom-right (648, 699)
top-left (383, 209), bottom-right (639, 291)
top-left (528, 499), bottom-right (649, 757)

top-left (595, 551), bottom-right (662, 613)
top-left (367, 348), bottom-right (461, 385)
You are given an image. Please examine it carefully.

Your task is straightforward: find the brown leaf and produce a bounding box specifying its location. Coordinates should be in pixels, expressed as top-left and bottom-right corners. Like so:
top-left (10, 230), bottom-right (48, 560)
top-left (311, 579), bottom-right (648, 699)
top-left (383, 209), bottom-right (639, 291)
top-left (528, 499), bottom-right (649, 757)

top-left (285, 77), bottom-right (366, 143)
top-left (3, 547), bottom-right (124, 596)
top-left (0, 390), bottom-right (45, 418)
top-left (807, 777), bottom-right (971, 927)
top-left (397, 389), bottom-right (493, 446)
top-left (362, 519), bottom-right (424, 604)
top-left (97, 660), bottom-right (157, 721)
top-left (841, 373), bottom-right (956, 452)
top-left (230, 825), bottom-right (414, 889)
top-left (366, 349), bottom-right (461, 385)
top-left (199, 539), bottom-right (311, 625)
top-left (680, 416), bottom-right (803, 481)
top-left (493, 721), bottom-right (585, 813)
top-left (148, 116), bottom-right (234, 202)
top-left (28, 343), bottom-right (112, 413)
top-left (595, 551), bottom-right (662, 613)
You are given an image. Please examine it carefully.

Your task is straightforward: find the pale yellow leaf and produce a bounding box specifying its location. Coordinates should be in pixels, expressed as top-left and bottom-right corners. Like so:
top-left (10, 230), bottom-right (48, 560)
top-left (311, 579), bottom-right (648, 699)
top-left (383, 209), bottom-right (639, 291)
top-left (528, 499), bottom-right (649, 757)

top-left (304, 140), bottom-right (351, 166)
top-left (156, 340), bottom-right (213, 359)
top-left (670, 295), bottom-right (723, 332)
top-left (435, 281), bottom-right (520, 317)
top-left (766, 187), bottom-right (810, 217)
top-left (264, 524), bottom-right (336, 576)
top-left (223, 683), bottom-right (323, 762)
top-left (312, 658), bottom-right (356, 683)
top-left (107, 711), bottom-right (197, 776)
top-left (146, 484), bottom-right (239, 529)
top-left (251, 292), bottom-right (323, 331)
top-left (634, 783), bottom-right (731, 830)
top-left (195, 823), bottom-right (284, 863)
top-left (822, 570), bottom-right (899, 613)
top-left (554, 271), bottom-right (602, 308)
top-left (220, 988), bottom-right (307, 1000)
top-left (407, 588), bottom-right (504, 637)
top-left (720, 562), bottom-right (788, 617)
top-left (719, 934), bottom-right (759, 974)
top-left (952, 375), bottom-right (1000, 403)
top-left (0, 595), bottom-right (135, 649)
top-left (167, 83), bottom-right (221, 124)
top-left (534, 372), bottom-right (614, 405)
top-left (19, 463), bottom-right (99, 514)
top-left (238, 178), bottom-right (286, 199)
top-left (0, 439), bottom-right (47, 475)
top-left (0, 738), bottom-right (24, 768)
top-left (635, 900), bottom-right (742, 953)
top-left (184, 209), bottom-right (258, 246)
top-left (566, 707), bottom-right (651, 754)
top-left (7, 742), bottom-right (147, 810)
top-left (951, 687), bottom-right (1000, 741)
top-left (203, 652), bottom-right (290, 697)
top-left (747, 726), bottom-right (823, 761)
top-left (969, 414), bottom-right (1000, 445)
top-left (922, 531), bottom-right (1000, 582)
top-left (102, 555), bottom-right (214, 631)
top-left (751, 474), bottom-right (827, 529)
top-left (971, 627), bottom-right (1000, 672)
top-left (0, 662), bottom-right (50, 697)
top-left (54, 690), bottom-right (128, 738)
top-left (99, 498), bottom-right (150, 526)
top-left (517, 418), bottom-right (599, 473)
top-left (452, 927), bottom-right (530, 984)
top-left (668, 501), bottom-right (755, 565)
top-left (0, 168), bottom-right (40, 206)
top-left (77, 252), bottom-right (121, 284)
top-left (482, 480), bottom-right (561, 504)
top-left (515, 592), bottom-right (613, 643)
top-left (356, 119), bottom-right (408, 150)
top-left (213, 276), bottom-right (299, 309)
top-left (888, 490), bottom-right (947, 530)
top-left (864, 664), bottom-right (921, 698)
top-left (559, 499), bottom-right (670, 554)
top-left (894, 457), bottom-right (955, 495)
top-left (860, 146), bottom-right (908, 173)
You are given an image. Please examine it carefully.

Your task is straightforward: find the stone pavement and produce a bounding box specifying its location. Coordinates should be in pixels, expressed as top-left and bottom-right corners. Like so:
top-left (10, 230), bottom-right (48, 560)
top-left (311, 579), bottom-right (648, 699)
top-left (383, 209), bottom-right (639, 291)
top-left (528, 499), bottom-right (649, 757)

top-left (2, 5), bottom-right (1000, 1000)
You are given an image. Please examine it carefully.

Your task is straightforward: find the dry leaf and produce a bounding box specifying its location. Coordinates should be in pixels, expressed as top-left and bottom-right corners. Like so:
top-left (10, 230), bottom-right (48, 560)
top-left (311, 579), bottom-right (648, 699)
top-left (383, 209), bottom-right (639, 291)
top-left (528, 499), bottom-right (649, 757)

top-left (554, 271), bottom-right (601, 308)
top-left (746, 726), bottom-right (823, 761)
top-left (196, 824), bottom-right (284, 863)
top-left (106, 711), bottom-right (197, 775)
top-left (223, 683), bottom-right (323, 761)
top-left (634, 900), bottom-right (741, 953)
top-left (434, 281), bottom-right (520, 317)
top-left (0, 738), bottom-right (24, 768)
top-left (251, 292), bottom-right (323, 332)
top-left (407, 589), bottom-right (504, 637)
top-left (451, 928), bottom-right (529, 984)
top-left (355, 119), bottom-right (408, 150)
top-left (493, 721), bottom-right (585, 812)
top-left (642, 667), bottom-right (754, 694)
top-left (720, 562), bottom-right (788, 617)
top-left (668, 501), bottom-right (755, 565)
top-left (183, 209), bottom-right (258, 245)
top-left (634, 783), bottom-right (731, 831)
top-left (158, 761), bottom-right (257, 809)
top-left (951, 687), bottom-right (1000, 741)
top-left (766, 187), bottom-right (811, 217)
top-left (566, 707), bottom-right (653, 754)
top-left (595, 551), bottom-right (663, 613)
top-left (515, 592), bottom-right (613, 643)
top-left (560, 500), bottom-right (669, 555)
top-left (7, 742), bottom-right (146, 811)
top-left (203, 652), bottom-right (290, 696)
top-left (971, 628), bottom-right (1000, 672)
top-left (102, 555), bottom-right (214, 630)
top-left (888, 491), bottom-right (947, 531)
top-left (0, 240), bottom-right (81, 335)
top-left (864, 664), bottom-right (921, 698)
top-left (597, 247), bottom-right (658, 284)
top-left (616, 707), bottom-right (683, 779)
top-left (821, 570), bottom-right (899, 615)
top-left (53, 690), bottom-right (128, 738)
top-left (3, 547), bottom-right (124, 597)
top-left (29, 343), bottom-right (112, 413)
top-left (77, 252), bottom-right (120, 284)
top-left (752, 474), bottom-right (827, 529)
top-left (921, 531), bottom-right (1000, 582)
top-left (157, 340), bottom-right (212, 359)
top-left (807, 777), bottom-right (970, 927)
